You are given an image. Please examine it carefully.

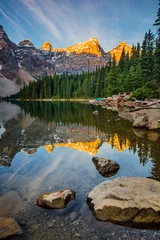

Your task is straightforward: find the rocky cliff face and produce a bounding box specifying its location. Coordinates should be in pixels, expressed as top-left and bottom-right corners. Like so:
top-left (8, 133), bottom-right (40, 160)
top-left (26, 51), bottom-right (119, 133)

top-left (53, 38), bottom-right (104, 56)
top-left (0, 26), bottom-right (55, 97)
top-left (0, 25), bottom-right (19, 80)
top-left (15, 39), bottom-right (55, 78)
top-left (40, 41), bottom-right (52, 51)
top-left (18, 39), bottom-right (34, 47)
top-left (109, 41), bottom-right (132, 62)
top-left (40, 38), bottom-right (108, 74)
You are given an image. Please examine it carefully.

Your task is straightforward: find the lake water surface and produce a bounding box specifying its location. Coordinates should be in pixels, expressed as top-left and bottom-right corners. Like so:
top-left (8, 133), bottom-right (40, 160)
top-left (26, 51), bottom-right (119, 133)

top-left (0, 101), bottom-right (160, 240)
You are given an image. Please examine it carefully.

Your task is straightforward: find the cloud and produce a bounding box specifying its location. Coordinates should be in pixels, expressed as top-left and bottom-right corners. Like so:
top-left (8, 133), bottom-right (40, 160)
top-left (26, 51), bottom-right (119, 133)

top-left (1, 0), bottom-right (155, 50)
top-left (21, 0), bottom-right (61, 40)
top-left (17, 0), bottom-right (123, 50)
top-left (0, 8), bottom-right (19, 28)
top-left (0, 5), bottom-right (28, 40)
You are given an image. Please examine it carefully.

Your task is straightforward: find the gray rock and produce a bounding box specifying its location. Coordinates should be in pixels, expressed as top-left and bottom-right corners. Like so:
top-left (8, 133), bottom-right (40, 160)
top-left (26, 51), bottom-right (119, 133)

top-left (36, 189), bottom-right (76, 209)
top-left (87, 177), bottom-right (160, 227)
top-left (147, 120), bottom-right (160, 130)
top-left (133, 115), bottom-right (148, 128)
top-left (92, 157), bottom-right (120, 177)
top-left (0, 217), bottom-right (23, 239)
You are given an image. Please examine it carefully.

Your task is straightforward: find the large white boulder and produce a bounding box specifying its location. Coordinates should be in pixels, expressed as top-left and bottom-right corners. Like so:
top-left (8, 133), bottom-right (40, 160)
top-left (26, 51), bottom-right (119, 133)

top-left (87, 177), bottom-right (160, 227)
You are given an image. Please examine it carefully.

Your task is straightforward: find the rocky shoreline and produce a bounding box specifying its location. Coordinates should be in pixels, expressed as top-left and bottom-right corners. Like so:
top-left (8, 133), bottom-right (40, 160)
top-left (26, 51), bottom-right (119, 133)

top-left (90, 95), bottom-right (160, 130)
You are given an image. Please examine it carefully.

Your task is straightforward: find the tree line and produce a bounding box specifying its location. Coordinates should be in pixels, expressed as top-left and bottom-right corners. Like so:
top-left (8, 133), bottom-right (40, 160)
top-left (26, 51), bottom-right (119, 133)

top-left (19, 1), bottom-right (160, 100)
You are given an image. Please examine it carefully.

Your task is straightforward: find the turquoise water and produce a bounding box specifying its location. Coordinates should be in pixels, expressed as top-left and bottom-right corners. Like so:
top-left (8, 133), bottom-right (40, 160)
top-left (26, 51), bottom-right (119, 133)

top-left (0, 101), bottom-right (160, 239)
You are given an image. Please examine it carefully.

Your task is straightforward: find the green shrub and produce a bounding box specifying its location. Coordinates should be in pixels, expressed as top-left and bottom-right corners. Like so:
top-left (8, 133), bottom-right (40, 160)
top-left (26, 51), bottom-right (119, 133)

top-left (131, 81), bottom-right (158, 100)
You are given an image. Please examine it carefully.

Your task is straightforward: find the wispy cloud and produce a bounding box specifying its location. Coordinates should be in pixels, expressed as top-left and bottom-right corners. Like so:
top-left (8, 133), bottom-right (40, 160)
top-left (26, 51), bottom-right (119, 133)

top-left (0, 8), bottom-right (18, 28)
top-left (0, 0), bottom-right (156, 50)
top-left (21, 0), bottom-right (61, 40)
top-left (18, 0), bottom-right (124, 50)
top-left (0, 5), bottom-right (28, 40)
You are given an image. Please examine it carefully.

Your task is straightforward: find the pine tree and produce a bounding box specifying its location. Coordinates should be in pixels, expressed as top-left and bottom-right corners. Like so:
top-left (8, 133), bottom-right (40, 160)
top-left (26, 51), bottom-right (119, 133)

top-left (153, 0), bottom-right (160, 90)
top-left (119, 47), bottom-right (126, 73)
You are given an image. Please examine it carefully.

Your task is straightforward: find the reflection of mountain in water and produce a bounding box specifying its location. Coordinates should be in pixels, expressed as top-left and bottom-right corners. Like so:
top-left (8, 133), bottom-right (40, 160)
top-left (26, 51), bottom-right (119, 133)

top-left (44, 139), bottom-right (101, 155)
top-left (0, 101), bottom-right (160, 181)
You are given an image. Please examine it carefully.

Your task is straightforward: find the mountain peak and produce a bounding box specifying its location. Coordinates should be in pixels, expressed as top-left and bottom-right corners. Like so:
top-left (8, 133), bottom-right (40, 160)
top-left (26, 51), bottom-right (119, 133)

top-left (110, 41), bottom-right (132, 61)
top-left (18, 39), bottom-right (34, 48)
top-left (40, 41), bottom-right (52, 51)
top-left (53, 37), bottom-right (103, 56)
top-left (0, 25), bottom-right (17, 49)
top-left (0, 25), bottom-right (4, 31)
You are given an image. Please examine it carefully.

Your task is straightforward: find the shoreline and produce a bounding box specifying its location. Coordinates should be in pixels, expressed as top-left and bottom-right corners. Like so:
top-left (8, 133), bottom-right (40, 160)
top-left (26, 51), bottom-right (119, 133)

top-left (3, 97), bottom-right (160, 130)
top-left (5, 98), bottom-right (89, 102)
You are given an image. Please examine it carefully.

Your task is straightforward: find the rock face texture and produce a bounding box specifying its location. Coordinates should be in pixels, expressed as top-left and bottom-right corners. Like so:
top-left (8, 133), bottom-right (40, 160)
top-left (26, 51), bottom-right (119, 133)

top-left (92, 157), bottom-right (120, 177)
top-left (54, 38), bottom-right (104, 56)
top-left (87, 177), bottom-right (160, 227)
top-left (18, 39), bottom-right (34, 47)
top-left (133, 115), bottom-right (148, 128)
top-left (15, 44), bottom-right (55, 78)
top-left (43, 37), bottom-right (108, 74)
top-left (110, 41), bottom-right (132, 62)
top-left (0, 26), bottom-right (35, 97)
top-left (40, 41), bottom-right (52, 51)
top-left (0, 25), bottom-right (19, 81)
top-left (36, 189), bottom-right (76, 209)
top-left (0, 217), bottom-right (23, 239)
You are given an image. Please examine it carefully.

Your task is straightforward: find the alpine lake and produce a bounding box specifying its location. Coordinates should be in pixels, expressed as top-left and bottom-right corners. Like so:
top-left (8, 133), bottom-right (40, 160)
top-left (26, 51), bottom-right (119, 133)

top-left (0, 100), bottom-right (160, 240)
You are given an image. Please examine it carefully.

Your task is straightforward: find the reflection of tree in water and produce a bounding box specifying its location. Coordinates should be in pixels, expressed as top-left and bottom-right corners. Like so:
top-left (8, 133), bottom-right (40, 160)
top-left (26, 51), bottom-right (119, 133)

top-left (16, 101), bottom-right (160, 180)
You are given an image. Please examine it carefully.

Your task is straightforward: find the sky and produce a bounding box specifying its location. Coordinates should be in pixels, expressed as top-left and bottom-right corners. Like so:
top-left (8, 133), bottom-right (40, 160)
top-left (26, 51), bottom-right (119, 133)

top-left (0, 0), bottom-right (158, 51)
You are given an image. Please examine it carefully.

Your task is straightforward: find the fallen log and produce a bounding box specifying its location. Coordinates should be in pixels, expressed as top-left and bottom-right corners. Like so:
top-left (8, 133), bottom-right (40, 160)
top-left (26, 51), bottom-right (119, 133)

top-left (146, 99), bottom-right (160, 107)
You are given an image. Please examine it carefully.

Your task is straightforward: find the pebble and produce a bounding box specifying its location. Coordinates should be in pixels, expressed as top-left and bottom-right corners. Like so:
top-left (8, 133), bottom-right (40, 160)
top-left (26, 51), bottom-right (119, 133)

top-left (70, 211), bottom-right (79, 222)
top-left (74, 233), bottom-right (81, 238)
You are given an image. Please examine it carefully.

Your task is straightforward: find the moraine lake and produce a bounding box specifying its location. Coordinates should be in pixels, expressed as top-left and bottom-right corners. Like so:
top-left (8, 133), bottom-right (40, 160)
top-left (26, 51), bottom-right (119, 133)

top-left (0, 100), bottom-right (160, 240)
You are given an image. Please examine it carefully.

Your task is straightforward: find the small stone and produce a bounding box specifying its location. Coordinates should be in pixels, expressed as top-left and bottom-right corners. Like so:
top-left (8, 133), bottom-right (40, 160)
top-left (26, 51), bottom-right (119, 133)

top-left (36, 189), bottom-right (76, 209)
top-left (70, 211), bottom-right (79, 222)
top-left (0, 217), bottom-right (23, 239)
top-left (74, 233), bottom-right (81, 238)
top-left (47, 220), bottom-right (55, 228)
top-left (92, 157), bottom-right (120, 177)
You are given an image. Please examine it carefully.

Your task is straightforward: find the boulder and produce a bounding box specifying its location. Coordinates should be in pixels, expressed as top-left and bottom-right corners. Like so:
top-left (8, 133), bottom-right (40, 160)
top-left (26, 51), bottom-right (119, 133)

top-left (0, 217), bottom-right (23, 239)
top-left (133, 115), bottom-right (148, 128)
top-left (92, 157), bottom-right (120, 177)
top-left (0, 191), bottom-right (23, 217)
top-left (36, 189), bottom-right (76, 209)
top-left (87, 177), bottom-right (160, 227)
top-left (147, 120), bottom-right (160, 130)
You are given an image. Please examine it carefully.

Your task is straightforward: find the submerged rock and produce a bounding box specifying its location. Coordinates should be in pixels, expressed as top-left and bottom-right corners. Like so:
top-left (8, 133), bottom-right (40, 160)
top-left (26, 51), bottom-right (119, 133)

top-left (87, 177), bottom-right (160, 227)
top-left (92, 157), bottom-right (120, 177)
top-left (36, 189), bottom-right (76, 209)
top-left (0, 217), bottom-right (23, 239)
top-left (0, 191), bottom-right (23, 217)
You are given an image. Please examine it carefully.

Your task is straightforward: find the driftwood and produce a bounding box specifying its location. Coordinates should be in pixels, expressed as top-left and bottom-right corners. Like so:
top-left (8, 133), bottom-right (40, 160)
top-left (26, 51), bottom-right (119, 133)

top-left (130, 99), bottom-right (160, 112)
top-left (146, 99), bottom-right (160, 107)
top-left (131, 106), bottom-right (160, 112)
